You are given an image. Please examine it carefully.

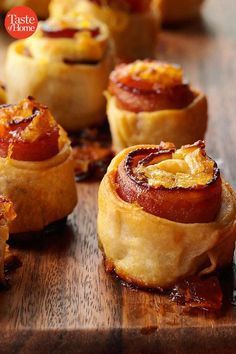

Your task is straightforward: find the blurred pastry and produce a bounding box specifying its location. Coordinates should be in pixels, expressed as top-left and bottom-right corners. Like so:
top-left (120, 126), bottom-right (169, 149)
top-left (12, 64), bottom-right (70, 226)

top-left (0, 197), bottom-right (15, 283)
top-left (0, 84), bottom-right (6, 105)
top-left (98, 141), bottom-right (236, 289)
top-left (5, 15), bottom-right (114, 131)
top-left (1, 0), bottom-right (50, 18)
top-left (0, 97), bottom-right (77, 234)
top-left (156, 0), bottom-right (205, 24)
top-left (106, 60), bottom-right (208, 152)
top-left (50, 0), bottom-right (160, 61)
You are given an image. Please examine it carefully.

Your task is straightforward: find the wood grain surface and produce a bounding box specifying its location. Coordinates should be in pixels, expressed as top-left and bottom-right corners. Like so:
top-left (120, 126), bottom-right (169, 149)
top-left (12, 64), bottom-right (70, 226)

top-left (0, 0), bottom-right (236, 353)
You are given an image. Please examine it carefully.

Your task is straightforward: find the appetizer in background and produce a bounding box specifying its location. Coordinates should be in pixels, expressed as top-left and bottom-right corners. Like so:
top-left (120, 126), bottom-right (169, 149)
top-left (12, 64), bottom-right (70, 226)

top-left (156, 0), bottom-right (205, 24)
top-left (0, 84), bottom-right (6, 105)
top-left (50, 0), bottom-right (160, 61)
top-left (0, 197), bottom-right (15, 284)
top-left (106, 60), bottom-right (208, 152)
top-left (5, 15), bottom-right (114, 131)
top-left (1, 0), bottom-right (50, 18)
top-left (98, 141), bottom-right (236, 289)
top-left (0, 97), bottom-right (77, 234)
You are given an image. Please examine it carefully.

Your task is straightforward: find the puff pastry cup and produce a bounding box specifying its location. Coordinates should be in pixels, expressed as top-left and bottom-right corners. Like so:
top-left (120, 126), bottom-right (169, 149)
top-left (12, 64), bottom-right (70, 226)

top-left (1, 0), bottom-right (50, 18)
top-left (106, 60), bottom-right (208, 152)
top-left (0, 197), bottom-right (15, 283)
top-left (50, 0), bottom-right (160, 61)
top-left (0, 97), bottom-right (77, 234)
top-left (156, 0), bottom-right (205, 24)
top-left (5, 15), bottom-right (114, 131)
top-left (98, 141), bottom-right (236, 289)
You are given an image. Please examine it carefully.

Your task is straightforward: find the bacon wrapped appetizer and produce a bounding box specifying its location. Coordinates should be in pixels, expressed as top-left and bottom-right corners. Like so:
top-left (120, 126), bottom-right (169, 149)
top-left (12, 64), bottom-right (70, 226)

top-left (0, 97), bottom-right (77, 234)
top-left (106, 60), bottom-right (208, 152)
top-left (0, 197), bottom-right (15, 284)
top-left (0, 84), bottom-right (6, 105)
top-left (50, 0), bottom-right (160, 61)
top-left (6, 15), bottom-right (114, 131)
top-left (97, 141), bottom-right (236, 289)
top-left (156, 0), bottom-right (205, 24)
top-left (1, 0), bottom-right (50, 18)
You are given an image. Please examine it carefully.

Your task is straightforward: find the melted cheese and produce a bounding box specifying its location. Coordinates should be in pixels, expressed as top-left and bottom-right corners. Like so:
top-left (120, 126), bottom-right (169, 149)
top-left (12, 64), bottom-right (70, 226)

top-left (121, 60), bottom-right (183, 87)
top-left (136, 145), bottom-right (215, 188)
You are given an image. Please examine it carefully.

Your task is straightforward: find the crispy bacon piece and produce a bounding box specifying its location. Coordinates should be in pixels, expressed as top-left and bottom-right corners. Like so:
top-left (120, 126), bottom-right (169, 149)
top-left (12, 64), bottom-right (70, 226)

top-left (71, 126), bottom-right (113, 180)
top-left (116, 141), bottom-right (222, 223)
top-left (0, 196), bottom-right (16, 224)
top-left (109, 61), bottom-right (195, 113)
top-left (170, 275), bottom-right (223, 311)
top-left (41, 22), bottom-right (100, 39)
top-left (0, 97), bottom-right (59, 161)
top-left (89, 0), bottom-right (151, 13)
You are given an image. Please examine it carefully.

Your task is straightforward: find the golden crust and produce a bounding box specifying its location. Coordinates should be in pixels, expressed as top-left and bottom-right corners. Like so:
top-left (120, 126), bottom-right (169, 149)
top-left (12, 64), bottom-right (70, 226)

top-left (156, 0), bottom-right (205, 23)
top-left (6, 40), bottom-right (114, 131)
top-left (106, 91), bottom-right (208, 152)
top-left (0, 85), bottom-right (6, 105)
top-left (97, 145), bottom-right (236, 289)
top-left (50, 0), bottom-right (160, 60)
top-left (1, 0), bottom-right (50, 18)
top-left (0, 144), bottom-right (77, 234)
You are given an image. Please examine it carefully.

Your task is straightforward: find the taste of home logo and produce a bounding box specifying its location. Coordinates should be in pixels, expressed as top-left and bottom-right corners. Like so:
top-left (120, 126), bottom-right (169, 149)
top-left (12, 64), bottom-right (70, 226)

top-left (4, 6), bottom-right (38, 39)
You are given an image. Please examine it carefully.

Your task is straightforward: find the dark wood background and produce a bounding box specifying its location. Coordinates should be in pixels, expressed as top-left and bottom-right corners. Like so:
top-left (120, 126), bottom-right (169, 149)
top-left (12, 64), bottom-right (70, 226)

top-left (0, 0), bottom-right (236, 353)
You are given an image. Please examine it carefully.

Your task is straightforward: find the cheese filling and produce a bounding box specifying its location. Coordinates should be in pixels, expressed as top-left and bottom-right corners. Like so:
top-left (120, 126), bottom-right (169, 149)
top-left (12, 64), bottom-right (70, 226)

top-left (135, 145), bottom-right (215, 189)
top-left (122, 61), bottom-right (184, 88)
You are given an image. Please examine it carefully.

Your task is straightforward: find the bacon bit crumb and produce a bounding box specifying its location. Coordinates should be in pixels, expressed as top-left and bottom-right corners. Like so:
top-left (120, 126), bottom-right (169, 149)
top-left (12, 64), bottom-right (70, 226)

top-left (70, 125), bottom-right (113, 181)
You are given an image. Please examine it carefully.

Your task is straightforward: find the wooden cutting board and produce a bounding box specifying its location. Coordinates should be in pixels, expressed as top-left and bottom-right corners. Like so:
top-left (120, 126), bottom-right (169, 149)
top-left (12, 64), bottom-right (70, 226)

top-left (0, 0), bottom-right (236, 352)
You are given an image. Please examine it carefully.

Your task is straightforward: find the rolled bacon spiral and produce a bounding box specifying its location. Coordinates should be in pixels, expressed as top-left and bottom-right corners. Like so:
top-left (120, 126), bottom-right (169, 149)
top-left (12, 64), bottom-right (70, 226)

top-left (0, 97), bottom-right (59, 161)
top-left (116, 141), bottom-right (222, 223)
top-left (109, 60), bottom-right (195, 113)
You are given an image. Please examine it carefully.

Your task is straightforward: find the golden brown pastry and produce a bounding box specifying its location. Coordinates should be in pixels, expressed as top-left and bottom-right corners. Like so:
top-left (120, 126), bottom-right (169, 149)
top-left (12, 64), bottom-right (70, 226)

top-left (1, 0), bottom-right (50, 18)
top-left (0, 197), bottom-right (15, 283)
top-left (5, 15), bottom-right (114, 131)
top-left (0, 97), bottom-right (77, 234)
top-left (50, 0), bottom-right (160, 61)
top-left (0, 84), bottom-right (6, 105)
top-left (156, 0), bottom-right (205, 24)
top-left (106, 60), bottom-right (208, 152)
top-left (98, 141), bottom-right (236, 289)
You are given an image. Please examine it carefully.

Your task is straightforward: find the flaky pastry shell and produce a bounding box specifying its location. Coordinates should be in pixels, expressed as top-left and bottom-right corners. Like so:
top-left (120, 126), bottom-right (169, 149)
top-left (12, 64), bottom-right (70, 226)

top-left (6, 40), bottom-right (114, 131)
top-left (106, 91), bottom-right (207, 152)
top-left (97, 145), bottom-right (236, 289)
top-left (156, 0), bottom-right (205, 23)
top-left (0, 144), bottom-right (77, 234)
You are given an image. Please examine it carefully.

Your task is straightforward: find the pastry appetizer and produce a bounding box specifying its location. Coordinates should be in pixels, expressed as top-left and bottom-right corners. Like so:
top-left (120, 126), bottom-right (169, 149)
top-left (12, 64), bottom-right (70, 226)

top-left (156, 0), bottom-right (205, 24)
top-left (5, 15), bottom-right (114, 131)
top-left (1, 0), bottom-right (50, 18)
top-left (106, 60), bottom-right (208, 152)
top-left (0, 84), bottom-right (6, 105)
top-left (0, 197), bottom-right (15, 283)
top-left (0, 97), bottom-right (77, 234)
top-left (98, 141), bottom-right (236, 289)
top-left (50, 0), bottom-right (160, 61)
